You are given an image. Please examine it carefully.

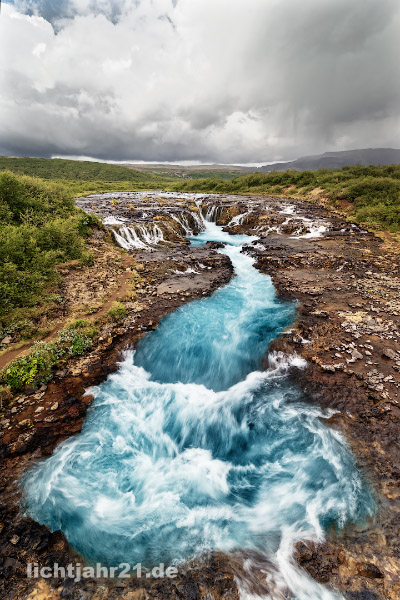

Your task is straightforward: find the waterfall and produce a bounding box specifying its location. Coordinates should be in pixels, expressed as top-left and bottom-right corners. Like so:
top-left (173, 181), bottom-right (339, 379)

top-left (111, 223), bottom-right (164, 250)
top-left (228, 211), bottom-right (250, 226)
top-left (171, 213), bottom-right (193, 236)
top-left (205, 204), bottom-right (220, 222)
top-left (170, 210), bottom-right (206, 237)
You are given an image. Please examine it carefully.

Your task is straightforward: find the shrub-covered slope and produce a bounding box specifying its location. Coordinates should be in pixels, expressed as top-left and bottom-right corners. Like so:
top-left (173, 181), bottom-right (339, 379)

top-left (0, 171), bottom-right (97, 317)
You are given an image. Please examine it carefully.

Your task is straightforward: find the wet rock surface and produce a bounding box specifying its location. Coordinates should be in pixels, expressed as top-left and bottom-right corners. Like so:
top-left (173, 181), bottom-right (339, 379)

top-left (1, 192), bottom-right (399, 599)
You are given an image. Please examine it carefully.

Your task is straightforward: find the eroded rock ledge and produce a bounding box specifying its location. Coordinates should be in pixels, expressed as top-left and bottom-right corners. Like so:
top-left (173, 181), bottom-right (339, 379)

top-left (1, 192), bottom-right (399, 600)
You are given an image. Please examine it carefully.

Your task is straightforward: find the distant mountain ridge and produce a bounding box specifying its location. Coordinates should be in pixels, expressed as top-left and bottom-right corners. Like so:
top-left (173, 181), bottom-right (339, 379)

top-left (258, 148), bottom-right (400, 172)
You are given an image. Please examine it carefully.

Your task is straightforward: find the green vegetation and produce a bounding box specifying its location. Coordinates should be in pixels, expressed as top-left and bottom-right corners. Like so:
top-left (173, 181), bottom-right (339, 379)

top-left (0, 156), bottom-right (249, 194)
top-left (57, 319), bottom-right (98, 356)
top-left (0, 156), bottom-right (175, 195)
top-left (0, 156), bottom-right (163, 183)
top-left (1, 341), bottom-right (59, 392)
top-left (1, 320), bottom-right (98, 392)
top-left (107, 302), bottom-right (128, 323)
top-left (0, 171), bottom-right (98, 319)
top-left (129, 164), bottom-right (252, 181)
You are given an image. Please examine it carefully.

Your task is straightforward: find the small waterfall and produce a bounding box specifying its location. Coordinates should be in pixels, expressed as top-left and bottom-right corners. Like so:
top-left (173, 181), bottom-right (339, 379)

top-left (171, 214), bottom-right (193, 236)
top-left (191, 209), bottom-right (205, 230)
top-left (170, 210), bottom-right (205, 237)
top-left (205, 204), bottom-right (220, 222)
top-left (111, 223), bottom-right (164, 250)
top-left (228, 211), bottom-right (250, 226)
top-left (194, 198), bottom-right (205, 221)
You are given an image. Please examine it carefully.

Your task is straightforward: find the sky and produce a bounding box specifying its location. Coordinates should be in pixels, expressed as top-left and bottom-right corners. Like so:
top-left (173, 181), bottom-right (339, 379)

top-left (1, 0), bottom-right (399, 164)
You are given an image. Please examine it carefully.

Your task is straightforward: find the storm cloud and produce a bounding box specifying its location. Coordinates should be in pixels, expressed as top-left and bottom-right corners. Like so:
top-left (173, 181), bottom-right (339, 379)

top-left (1, 0), bottom-right (399, 163)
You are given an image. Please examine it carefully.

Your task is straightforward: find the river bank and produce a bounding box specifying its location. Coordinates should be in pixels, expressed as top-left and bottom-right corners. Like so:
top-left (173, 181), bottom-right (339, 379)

top-left (0, 193), bottom-right (399, 600)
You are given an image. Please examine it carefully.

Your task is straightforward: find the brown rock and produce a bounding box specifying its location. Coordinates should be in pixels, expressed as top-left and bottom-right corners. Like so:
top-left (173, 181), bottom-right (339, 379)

top-left (357, 562), bottom-right (384, 579)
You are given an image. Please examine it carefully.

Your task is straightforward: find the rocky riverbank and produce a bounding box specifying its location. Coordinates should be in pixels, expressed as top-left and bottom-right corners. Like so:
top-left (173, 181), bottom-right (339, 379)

top-left (228, 196), bottom-right (400, 600)
top-left (1, 192), bottom-right (399, 600)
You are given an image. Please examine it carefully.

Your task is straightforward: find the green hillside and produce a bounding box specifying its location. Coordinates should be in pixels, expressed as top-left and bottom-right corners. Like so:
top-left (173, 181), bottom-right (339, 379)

top-left (0, 156), bottom-right (167, 183)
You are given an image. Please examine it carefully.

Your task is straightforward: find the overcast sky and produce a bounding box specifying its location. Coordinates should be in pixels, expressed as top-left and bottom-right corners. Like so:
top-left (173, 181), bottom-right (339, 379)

top-left (1, 0), bottom-right (399, 164)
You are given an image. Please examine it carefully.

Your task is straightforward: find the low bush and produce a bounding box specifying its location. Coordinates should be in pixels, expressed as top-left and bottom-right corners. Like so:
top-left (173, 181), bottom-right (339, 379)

top-left (57, 320), bottom-right (98, 356)
top-left (0, 320), bottom-right (99, 392)
top-left (107, 302), bottom-right (127, 323)
top-left (79, 251), bottom-right (95, 267)
top-left (1, 342), bottom-right (59, 392)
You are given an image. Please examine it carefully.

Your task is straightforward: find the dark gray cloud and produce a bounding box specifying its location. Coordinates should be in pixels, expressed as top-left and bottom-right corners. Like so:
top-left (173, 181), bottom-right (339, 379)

top-left (1, 0), bottom-right (399, 163)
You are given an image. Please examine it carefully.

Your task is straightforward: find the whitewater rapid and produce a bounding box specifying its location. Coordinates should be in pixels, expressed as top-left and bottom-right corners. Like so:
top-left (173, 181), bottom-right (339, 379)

top-left (23, 219), bottom-right (373, 599)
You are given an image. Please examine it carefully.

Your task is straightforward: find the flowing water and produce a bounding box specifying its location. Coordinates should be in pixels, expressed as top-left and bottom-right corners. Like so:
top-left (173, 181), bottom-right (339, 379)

top-left (24, 217), bottom-right (373, 599)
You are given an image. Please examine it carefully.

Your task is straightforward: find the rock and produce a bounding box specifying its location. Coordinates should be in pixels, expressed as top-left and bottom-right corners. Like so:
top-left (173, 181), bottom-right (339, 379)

top-left (18, 418), bottom-right (33, 429)
top-left (357, 562), bottom-right (384, 579)
top-left (1, 336), bottom-right (12, 345)
top-left (50, 402), bottom-right (59, 411)
top-left (321, 364), bottom-right (336, 373)
top-left (352, 350), bottom-right (363, 360)
top-left (382, 348), bottom-right (396, 360)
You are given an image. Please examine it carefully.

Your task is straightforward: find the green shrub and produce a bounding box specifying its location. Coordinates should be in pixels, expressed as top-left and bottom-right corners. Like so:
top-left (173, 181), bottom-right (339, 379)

top-left (0, 319), bottom-right (99, 392)
top-left (0, 171), bottom-right (97, 317)
top-left (57, 320), bottom-right (98, 357)
top-left (107, 302), bottom-right (127, 323)
top-left (67, 319), bottom-right (92, 329)
top-left (57, 328), bottom-right (93, 357)
top-left (1, 342), bottom-right (59, 392)
top-left (79, 251), bottom-right (95, 267)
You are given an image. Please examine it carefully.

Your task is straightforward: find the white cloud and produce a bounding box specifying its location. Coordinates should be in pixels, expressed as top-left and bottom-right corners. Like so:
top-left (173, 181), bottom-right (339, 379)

top-left (1, 0), bottom-right (399, 162)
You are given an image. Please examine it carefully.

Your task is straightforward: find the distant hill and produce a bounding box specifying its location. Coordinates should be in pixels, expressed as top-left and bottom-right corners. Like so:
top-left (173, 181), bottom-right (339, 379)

top-left (258, 148), bottom-right (400, 172)
top-left (0, 156), bottom-right (252, 183)
top-left (125, 163), bottom-right (254, 181)
top-left (0, 156), bottom-right (160, 182)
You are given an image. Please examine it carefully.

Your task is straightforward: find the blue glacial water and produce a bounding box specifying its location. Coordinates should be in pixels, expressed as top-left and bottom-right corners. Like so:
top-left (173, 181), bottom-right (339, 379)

top-left (24, 220), bottom-right (373, 599)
